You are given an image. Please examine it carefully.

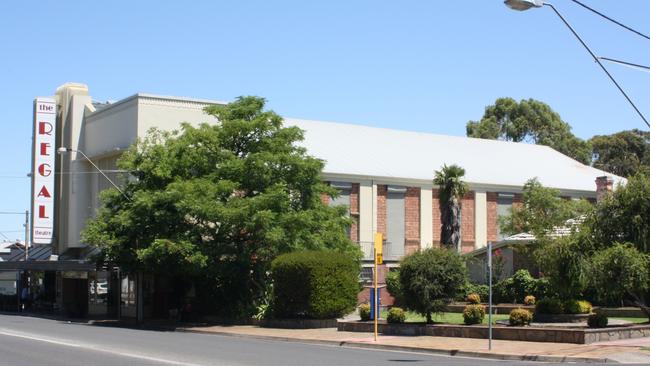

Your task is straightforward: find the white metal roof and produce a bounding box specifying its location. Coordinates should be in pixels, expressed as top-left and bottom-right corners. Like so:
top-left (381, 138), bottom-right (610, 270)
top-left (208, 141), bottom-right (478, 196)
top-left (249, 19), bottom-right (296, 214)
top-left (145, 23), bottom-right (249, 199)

top-left (285, 118), bottom-right (624, 194)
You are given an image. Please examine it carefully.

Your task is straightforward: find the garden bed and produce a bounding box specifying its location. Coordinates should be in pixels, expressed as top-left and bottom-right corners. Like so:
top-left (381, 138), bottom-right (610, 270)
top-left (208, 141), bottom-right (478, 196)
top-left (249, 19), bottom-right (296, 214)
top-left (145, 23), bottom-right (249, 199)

top-left (337, 320), bottom-right (650, 344)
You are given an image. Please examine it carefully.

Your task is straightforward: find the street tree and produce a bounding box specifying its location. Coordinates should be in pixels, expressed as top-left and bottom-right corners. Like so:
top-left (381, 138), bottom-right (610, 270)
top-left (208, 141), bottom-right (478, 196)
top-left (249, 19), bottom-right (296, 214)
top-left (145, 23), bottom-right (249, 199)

top-left (82, 96), bottom-right (359, 317)
top-left (589, 173), bottom-right (650, 254)
top-left (399, 248), bottom-right (467, 323)
top-left (500, 178), bottom-right (592, 240)
top-left (434, 164), bottom-right (468, 251)
top-left (466, 98), bottom-right (591, 164)
top-left (590, 129), bottom-right (650, 177)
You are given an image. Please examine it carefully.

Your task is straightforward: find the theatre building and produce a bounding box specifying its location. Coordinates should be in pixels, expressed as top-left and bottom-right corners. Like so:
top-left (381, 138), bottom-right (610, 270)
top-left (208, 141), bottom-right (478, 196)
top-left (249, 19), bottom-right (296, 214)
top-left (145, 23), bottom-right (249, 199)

top-left (0, 83), bottom-right (623, 318)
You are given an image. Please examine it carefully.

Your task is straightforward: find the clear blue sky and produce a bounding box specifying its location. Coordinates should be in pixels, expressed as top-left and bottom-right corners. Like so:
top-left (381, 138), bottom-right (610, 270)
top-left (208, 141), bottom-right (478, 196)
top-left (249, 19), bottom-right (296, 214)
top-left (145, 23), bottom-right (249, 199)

top-left (0, 0), bottom-right (648, 241)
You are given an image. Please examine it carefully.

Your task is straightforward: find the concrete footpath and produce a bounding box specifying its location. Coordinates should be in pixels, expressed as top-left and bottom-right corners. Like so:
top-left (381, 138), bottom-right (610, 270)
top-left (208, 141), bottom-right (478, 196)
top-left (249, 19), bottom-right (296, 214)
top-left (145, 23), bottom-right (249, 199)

top-left (175, 324), bottom-right (650, 364)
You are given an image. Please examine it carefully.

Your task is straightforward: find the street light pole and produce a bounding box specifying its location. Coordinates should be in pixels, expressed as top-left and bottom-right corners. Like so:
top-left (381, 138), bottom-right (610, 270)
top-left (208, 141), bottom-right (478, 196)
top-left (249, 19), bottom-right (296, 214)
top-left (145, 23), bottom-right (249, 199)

top-left (57, 147), bottom-right (131, 201)
top-left (504, 0), bottom-right (650, 129)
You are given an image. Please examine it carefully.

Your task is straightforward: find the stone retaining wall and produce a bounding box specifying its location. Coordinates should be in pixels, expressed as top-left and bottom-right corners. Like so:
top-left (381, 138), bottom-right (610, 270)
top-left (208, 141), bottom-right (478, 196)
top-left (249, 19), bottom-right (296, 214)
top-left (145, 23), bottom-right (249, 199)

top-left (260, 318), bottom-right (337, 329)
top-left (337, 320), bottom-right (650, 344)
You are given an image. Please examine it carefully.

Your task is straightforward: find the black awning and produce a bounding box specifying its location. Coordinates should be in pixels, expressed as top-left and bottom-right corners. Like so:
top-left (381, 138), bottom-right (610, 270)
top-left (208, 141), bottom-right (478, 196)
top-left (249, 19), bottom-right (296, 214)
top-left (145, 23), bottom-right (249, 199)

top-left (0, 260), bottom-right (96, 271)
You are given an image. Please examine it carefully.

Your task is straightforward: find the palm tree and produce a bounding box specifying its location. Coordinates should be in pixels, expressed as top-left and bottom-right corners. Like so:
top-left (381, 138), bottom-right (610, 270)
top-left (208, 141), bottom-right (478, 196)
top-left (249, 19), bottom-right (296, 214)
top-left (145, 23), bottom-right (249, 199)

top-left (434, 164), bottom-right (468, 251)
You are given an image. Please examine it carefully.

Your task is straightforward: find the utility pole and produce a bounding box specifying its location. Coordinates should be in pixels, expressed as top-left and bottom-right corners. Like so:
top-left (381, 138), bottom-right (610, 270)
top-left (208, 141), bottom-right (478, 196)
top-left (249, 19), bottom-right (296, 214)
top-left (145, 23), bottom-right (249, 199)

top-left (24, 210), bottom-right (29, 260)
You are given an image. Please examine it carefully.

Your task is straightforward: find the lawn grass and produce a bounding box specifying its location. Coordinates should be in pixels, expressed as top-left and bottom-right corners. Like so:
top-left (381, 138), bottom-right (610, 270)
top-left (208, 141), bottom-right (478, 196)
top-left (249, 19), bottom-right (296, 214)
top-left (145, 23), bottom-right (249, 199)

top-left (376, 310), bottom-right (648, 326)
top-left (610, 317), bottom-right (649, 324)
top-left (379, 310), bottom-right (509, 325)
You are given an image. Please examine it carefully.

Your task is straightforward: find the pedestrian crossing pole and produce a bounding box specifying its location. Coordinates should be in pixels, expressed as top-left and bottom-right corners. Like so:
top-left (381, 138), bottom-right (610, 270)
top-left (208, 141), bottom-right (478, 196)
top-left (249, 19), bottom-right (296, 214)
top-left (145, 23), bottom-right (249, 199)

top-left (374, 232), bottom-right (383, 342)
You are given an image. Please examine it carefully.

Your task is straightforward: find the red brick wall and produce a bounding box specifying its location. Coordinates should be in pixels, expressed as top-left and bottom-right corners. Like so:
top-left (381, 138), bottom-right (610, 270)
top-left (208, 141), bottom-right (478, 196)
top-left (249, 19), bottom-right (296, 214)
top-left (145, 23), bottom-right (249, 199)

top-left (405, 187), bottom-right (421, 255)
top-left (350, 184), bottom-right (360, 215)
top-left (377, 185), bottom-right (387, 236)
top-left (461, 191), bottom-right (475, 246)
top-left (487, 192), bottom-right (498, 242)
top-left (350, 183), bottom-right (360, 242)
top-left (432, 189), bottom-right (441, 247)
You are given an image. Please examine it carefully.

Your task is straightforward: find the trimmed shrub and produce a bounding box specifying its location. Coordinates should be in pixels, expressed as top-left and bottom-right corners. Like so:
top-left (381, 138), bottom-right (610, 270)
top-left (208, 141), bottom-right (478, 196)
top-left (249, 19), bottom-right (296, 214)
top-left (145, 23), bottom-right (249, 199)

top-left (385, 270), bottom-right (404, 306)
top-left (399, 248), bottom-right (467, 323)
top-left (509, 308), bottom-right (533, 326)
top-left (387, 307), bottom-right (406, 324)
top-left (358, 303), bottom-right (371, 321)
top-left (588, 313), bottom-right (608, 328)
top-left (523, 295), bottom-right (536, 306)
top-left (466, 293), bottom-right (481, 304)
top-left (564, 300), bottom-right (592, 314)
top-left (535, 298), bottom-right (564, 314)
top-left (271, 250), bottom-right (360, 319)
top-left (463, 304), bottom-right (486, 325)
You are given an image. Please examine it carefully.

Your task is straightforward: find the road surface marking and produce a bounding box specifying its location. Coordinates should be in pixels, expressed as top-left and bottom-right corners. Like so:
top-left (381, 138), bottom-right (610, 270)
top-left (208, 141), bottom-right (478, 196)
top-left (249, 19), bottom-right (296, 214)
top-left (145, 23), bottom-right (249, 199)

top-left (0, 328), bottom-right (208, 366)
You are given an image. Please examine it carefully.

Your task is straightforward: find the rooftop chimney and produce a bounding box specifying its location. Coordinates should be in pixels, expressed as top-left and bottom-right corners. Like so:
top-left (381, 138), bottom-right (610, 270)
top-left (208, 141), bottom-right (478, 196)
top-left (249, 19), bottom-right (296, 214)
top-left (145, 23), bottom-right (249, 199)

top-left (595, 176), bottom-right (614, 202)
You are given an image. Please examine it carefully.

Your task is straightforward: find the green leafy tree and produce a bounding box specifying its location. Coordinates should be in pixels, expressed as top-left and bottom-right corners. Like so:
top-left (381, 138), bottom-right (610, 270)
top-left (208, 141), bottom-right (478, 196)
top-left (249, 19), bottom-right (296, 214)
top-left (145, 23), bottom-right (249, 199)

top-left (399, 248), bottom-right (467, 323)
top-left (590, 129), bottom-right (650, 177)
top-left (538, 233), bottom-right (593, 300)
top-left (588, 243), bottom-right (650, 318)
top-left (500, 178), bottom-right (593, 240)
top-left (82, 96), bottom-right (359, 317)
top-left (589, 174), bottom-right (650, 254)
top-left (434, 164), bottom-right (468, 251)
top-left (467, 98), bottom-right (591, 164)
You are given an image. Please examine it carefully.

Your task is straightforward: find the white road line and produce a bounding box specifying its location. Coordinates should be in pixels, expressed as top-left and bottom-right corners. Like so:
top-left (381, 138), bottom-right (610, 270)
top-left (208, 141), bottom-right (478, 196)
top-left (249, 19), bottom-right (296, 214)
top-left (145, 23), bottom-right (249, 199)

top-left (0, 329), bottom-right (209, 366)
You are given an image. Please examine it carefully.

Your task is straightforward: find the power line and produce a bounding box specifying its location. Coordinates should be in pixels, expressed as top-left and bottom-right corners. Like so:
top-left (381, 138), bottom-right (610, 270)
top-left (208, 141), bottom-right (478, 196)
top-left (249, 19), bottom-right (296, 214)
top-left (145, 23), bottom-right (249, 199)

top-left (569, 0), bottom-right (650, 41)
top-left (598, 57), bottom-right (650, 73)
top-left (0, 212), bottom-right (25, 215)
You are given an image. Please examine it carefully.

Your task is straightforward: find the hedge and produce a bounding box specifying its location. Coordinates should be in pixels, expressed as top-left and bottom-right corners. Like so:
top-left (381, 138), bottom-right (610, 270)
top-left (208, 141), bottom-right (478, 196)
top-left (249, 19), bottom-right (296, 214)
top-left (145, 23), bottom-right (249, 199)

top-left (271, 250), bottom-right (360, 319)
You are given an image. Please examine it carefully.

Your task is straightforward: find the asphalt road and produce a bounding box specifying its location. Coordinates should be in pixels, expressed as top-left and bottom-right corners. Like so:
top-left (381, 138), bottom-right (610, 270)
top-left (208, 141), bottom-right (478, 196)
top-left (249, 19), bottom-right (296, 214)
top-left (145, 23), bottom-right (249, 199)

top-left (0, 314), bottom-right (633, 366)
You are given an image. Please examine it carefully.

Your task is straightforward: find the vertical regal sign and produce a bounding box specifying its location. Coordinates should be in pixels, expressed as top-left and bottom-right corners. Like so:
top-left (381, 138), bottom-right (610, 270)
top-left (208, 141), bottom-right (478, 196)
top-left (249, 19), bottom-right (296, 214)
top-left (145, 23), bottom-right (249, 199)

top-left (31, 97), bottom-right (57, 245)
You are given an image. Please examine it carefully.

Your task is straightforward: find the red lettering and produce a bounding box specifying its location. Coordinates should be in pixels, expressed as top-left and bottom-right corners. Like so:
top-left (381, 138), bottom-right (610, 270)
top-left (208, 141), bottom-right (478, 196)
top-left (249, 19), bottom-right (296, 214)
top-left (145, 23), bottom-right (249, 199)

top-left (38, 163), bottom-right (52, 177)
top-left (37, 186), bottom-right (51, 198)
top-left (40, 142), bottom-right (51, 156)
top-left (38, 121), bottom-right (53, 136)
top-left (38, 205), bottom-right (49, 219)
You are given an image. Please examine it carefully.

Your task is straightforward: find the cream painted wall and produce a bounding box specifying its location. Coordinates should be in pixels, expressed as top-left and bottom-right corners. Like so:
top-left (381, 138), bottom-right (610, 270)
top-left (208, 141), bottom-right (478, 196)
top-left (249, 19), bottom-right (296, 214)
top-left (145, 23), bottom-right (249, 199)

top-left (84, 98), bottom-right (138, 158)
top-left (136, 96), bottom-right (219, 137)
top-left (420, 186), bottom-right (433, 248)
top-left (474, 190), bottom-right (487, 248)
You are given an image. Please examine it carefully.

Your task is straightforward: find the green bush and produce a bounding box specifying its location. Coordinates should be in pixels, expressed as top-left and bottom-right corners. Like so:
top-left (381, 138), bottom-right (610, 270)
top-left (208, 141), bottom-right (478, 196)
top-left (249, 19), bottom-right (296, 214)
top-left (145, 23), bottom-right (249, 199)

top-left (271, 250), bottom-right (360, 319)
top-left (466, 293), bottom-right (481, 304)
top-left (399, 248), bottom-right (467, 323)
top-left (387, 307), bottom-right (406, 324)
top-left (493, 277), bottom-right (515, 303)
top-left (535, 298), bottom-right (564, 314)
top-left (463, 304), bottom-right (486, 325)
top-left (588, 243), bottom-right (650, 305)
top-left (587, 313), bottom-right (608, 328)
top-left (563, 300), bottom-right (592, 314)
top-left (358, 303), bottom-right (371, 321)
top-left (385, 270), bottom-right (404, 306)
top-left (459, 283), bottom-right (489, 302)
top-left (494, 273), bottom-right (549, 304)
top-left (532, 277), bottom-right (551, 300)
top-left (511, 269), bottom-right (536, 303)
top-left (509, 308), bottom-right (533, 326)
top-left (523, 295), bottom-right (536, 306)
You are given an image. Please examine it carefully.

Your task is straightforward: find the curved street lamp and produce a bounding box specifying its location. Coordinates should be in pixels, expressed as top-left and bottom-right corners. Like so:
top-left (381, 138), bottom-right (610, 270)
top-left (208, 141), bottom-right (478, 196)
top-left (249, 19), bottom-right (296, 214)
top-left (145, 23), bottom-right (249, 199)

top-left (57, 147), bottom-right (131, 201)
top-left (503, 0), bottom-right (649, 129)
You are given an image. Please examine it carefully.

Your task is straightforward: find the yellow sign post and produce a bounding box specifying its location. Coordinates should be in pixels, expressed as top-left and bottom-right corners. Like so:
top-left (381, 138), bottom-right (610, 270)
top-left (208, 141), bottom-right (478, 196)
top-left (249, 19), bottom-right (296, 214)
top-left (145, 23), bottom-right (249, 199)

top-left (373, 233), bottom-right (383, 341)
